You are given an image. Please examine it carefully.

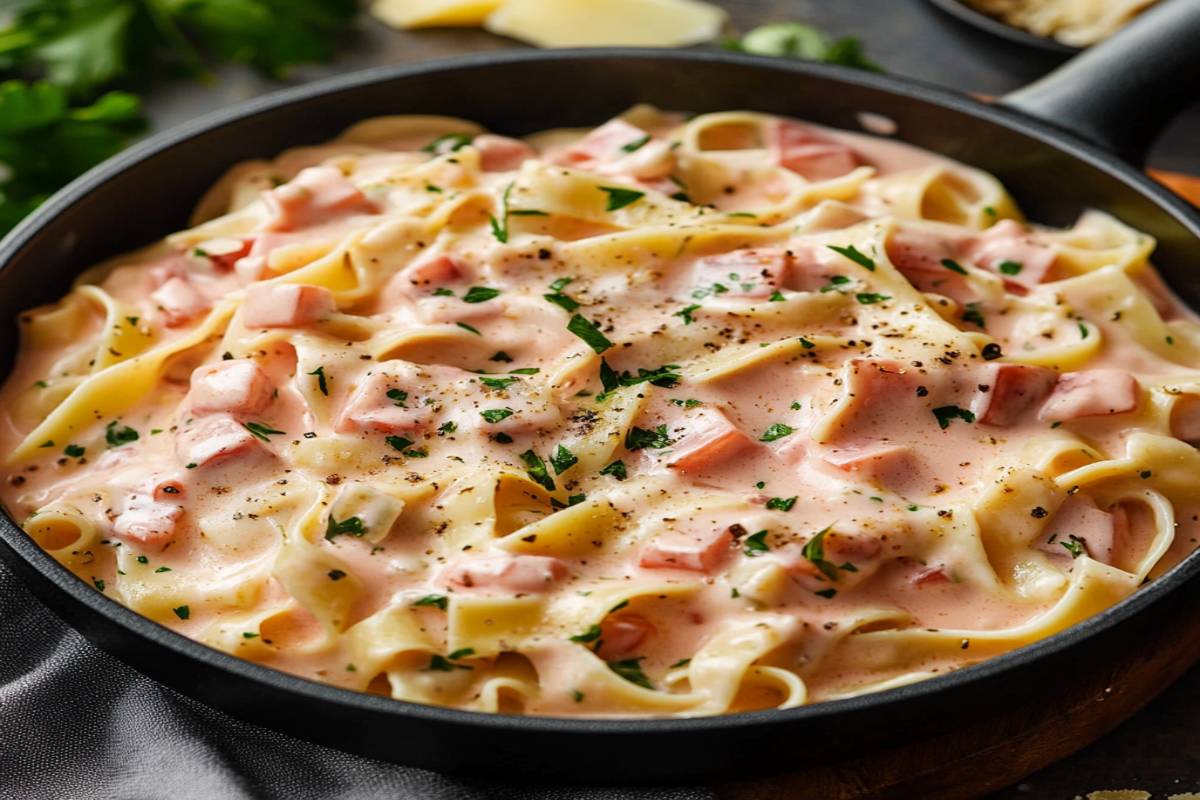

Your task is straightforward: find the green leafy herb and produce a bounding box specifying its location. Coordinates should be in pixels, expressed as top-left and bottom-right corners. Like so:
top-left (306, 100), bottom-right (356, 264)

top-left (608, 658), bottom-right (653, 689)
top-left (940, 259), bottom-right (967, 275)
top-left (480, 408), bottom-right (514, 424)
top-left (422, 133), bottom-right (473, 154)
top-left (104, 420), bottom-right (138, 448)
top-left (670, 398), bottom-right (702, 408)
top-left (766, 496), bottom-right (797, 512)
top-left (570, 624), bottom-right (602, 643)
top-left (425, 655), bottom-right (472, 672)
top-left (519, 449), bottom-right (556, 492)
top-left (65, 444), bottom-right (87, 458)
top-left (550, 444), bottom-right (578, 475)
top-left (243, 421), bottom-right (285, 442)
top-left (413, 594), bottom-right (449, 610)
top-left (324, 515), bottom-right (365, 541)
top-left (385, 435), bottom-right (414, 452)
top-left (600, 460), bottom-right (628, 480)
top-left (307, 365), bottom-right (327, 395)
top-left (1078, 322), bottom-right (1089, 340)
top-left (743, 529), bottom-right (770, 556)
top-left (760, 423), bottom-right (794, 442)
top-left (456, 321), bottom-right (482, 335)
top-left (855, 292), bottom-right (890, 305)
top-left (932, 405), bottom-right (976, 430)
top-left (488, 182), bottom-right (515, 243)
top-left (386, 388), bottom-right (409, 407)
top-left (725, 22), bottom-right (881, 72)
top-left (437, 421), bottom-right (457, 436)
top-left (768, 289), bottom-right (786, 302)
top-left (815, 588), bottom-right (837, 599)
top-left (172, 605), bottom-right (189, 620)
top-left (509, 367), bottom-right (540, 375)
top-left (544, 290), bottom-right (580, 312)
top-left (1061, 536), bottom-right (1086, 558)
top-left (432, 287), bottom-right (454, 296)
top-left (998, 260), bottom-right (1023, 276)
top-left (799, 336), bottom-right (816, 350)
top-left (827, 244), bottom-right (875, 271)
top-left (462, 286), bottom-right (501, 303)
top-left (567, 314), bottom-right (614, 353)
top-left (448, 647), bottom-right (475, 660)
top-left (962, 302), bottom-right (986, 329)
top-left (625, 425), bottom-right (672, 451)
top-left (598, 186), bottom-right (645, 211)
top-left (801, 527), bottom-right (841, 581)
top-left (675, 303), bottom-right (701, 325)
top-left (621, 133), bottom-right (651, 153)
top-left (479, 376), bottom-right (520, 391)
top-left (490, 351), bottom-right (513, 363)
top-left (669, 658), bottom-right (691, 669)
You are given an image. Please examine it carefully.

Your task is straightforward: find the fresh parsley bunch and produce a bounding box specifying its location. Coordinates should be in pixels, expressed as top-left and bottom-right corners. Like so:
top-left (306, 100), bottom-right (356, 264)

top-left (0, 0), bottom-right (357, 237)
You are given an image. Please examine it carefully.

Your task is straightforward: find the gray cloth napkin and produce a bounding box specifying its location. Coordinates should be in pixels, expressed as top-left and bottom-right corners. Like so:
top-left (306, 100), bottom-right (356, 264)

top-left (0, 560), bottom-right (713, 800)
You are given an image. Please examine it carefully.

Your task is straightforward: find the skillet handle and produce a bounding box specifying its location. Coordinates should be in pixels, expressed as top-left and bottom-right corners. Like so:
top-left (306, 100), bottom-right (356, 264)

top-left (999, 0), bottom-right (1200, 166)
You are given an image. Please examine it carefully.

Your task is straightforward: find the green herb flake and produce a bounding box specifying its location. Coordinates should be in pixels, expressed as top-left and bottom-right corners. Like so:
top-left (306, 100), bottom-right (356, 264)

top-left (625, 425), bottom-right (672, 451)
top-left (932, 405), bottom-right (976, 430)
top-left (1061, 536), bottom-right (1086, 558)
top-left (422, 133), bottom-right (473, 154)
top-left (550, 444), bottom-right (578, 475)
top-left (438, 421), bottom-right (458, 436)
top-left (855, 292), bottom-right (890, 305)
top-left (600, 460), bottom-right (628, 480)
top-left (105, 421), bottom-right (138, 448)
top-left (567, 314), bottom-right (614, 353)
top-left (479, 375), bottom-right (520, 391)
top-left (385, 435), bottom-right (414, 452)
top-left (307, 365), bottom-right (328, 395)
top-left (413, 594), bottom-right (449, 610)
top-left (598, 186), bottom-right (645, 211)
top-left (621, 133), bottom-right (651, 153)
top-left (481, 408), bottom-right (514, 424)
top-left (962, 302), bottom-right (986, 329)
top-left (608, 657), bottom-right (653, 689)
top-left (801, 527), bottom-right (841, 581)
top-left (456, 322), bottom-right (482, 335)
top-left (940, 259), bottom-right (967, 275)
top-left (243, 421), bottom-right (285, 442)
top-left (760, 423), bottom-right (794, 442)
top-left (324, 515), bottom-right (366, 541)
top-left (570, 624), bottom-right (602, 643)
top-left (490, 351), bottom-right (514, 363)
top-left (998, 260), bottom-right (1023, 276)
top-left (676, 303), bottom-right (702, 325)
top-left (519, 449), bottom-right (556, 492)
top-left (827, 244), bottom-right (875, 271)
top-left (766, 496), bottom-right (798, 512)
top-left (462, 286), bottom-right (501, 303)
top-left (743, 529), bottom-right (770, 556)
top-left (172, 605), bottom-right (190, 620)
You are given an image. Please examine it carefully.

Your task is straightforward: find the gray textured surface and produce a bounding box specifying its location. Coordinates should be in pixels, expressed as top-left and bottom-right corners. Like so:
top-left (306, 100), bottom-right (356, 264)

top-left (3, 1), bottom-right (1199, 798)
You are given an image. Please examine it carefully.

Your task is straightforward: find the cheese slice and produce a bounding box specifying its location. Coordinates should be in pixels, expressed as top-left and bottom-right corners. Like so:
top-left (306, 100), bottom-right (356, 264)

top-left (371, 0), bottom-right (504, 28)
top-left (485, 0), bottom-right (727, 47)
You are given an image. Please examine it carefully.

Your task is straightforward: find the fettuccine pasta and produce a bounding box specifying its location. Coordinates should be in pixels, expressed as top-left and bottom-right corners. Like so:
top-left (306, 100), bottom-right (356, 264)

top-left (3, 107), bottom-right (1198, 718)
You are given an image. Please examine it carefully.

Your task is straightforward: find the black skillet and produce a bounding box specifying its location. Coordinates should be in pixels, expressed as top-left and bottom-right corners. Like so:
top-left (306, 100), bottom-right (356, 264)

top-left (2, 0), bottom-right (1200, 785)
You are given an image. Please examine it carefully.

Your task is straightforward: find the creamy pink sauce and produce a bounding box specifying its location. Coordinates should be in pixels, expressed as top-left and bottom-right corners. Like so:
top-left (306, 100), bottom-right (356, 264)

top-left (3, 110), bottom-right (1198, 717)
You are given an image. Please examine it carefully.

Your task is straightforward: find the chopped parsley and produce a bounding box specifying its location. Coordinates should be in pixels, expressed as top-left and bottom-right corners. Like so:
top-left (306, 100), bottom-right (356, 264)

top-left (621, 133), bottom-right (651, 153)
top-left (488, 182), bottom-right (515, 243)
top-left (670, 398), bottom-right (702, 408)
top-left (519, 449), bottom-right (556, 492)
top-left (569, 624), bottom-right (602, 643)
top-left (421, 133), bottom-right (473, 154)
top-left (940, 258), bottom-right (967, 275)
top-left (1078, 322), bottom-right (1089, 340)
top-left (760, 423), bottom-right (794, 442)
top-left (243, 421), bottom-right (285, 442)
top-left (766, 496), bottom-right (798, 512)
top-left (426, 655), bottom-right (472, 672)
top-left (1060, 536), bottom-right (1086, 558)
top-left (432, 287), bottom-right (454, 296)
top-left (768, 290), bottom-right (786, 302)
top-left (385, 435), bottom-right (414, 452)
top-left (675, 303), bottom-right (702, 325)
top-left (479, 376), bottom-right (520, 391)
top-left (962, 302), bottom-right (986, 329)
top-left (480, 408), bottom-right (514, 423)
top-left (608, 657), bottom-right (653, 689)
top-left (625, 425), bottom-right (672, 451)
top-left (801, 527), bottom-right (841, 581)
top-left (600, 460), bottom-right (628, 480)
top-left (998, 260), bottom-right (1023, 276)
top-left (820, 275), bottom-right (853, 294)
top-left (490, 351), bottom-right (514, 363)
top-left (550, 444), bottom-right (578, 475)
top-left (743, 529), bottom-right (770, 556)
top-left (387, 388), bottom-right (409, 407)
top-left (545, 292), bottom-right (581, 312)
top-left (64, 444), bottom-right (85, 458)
top-left (437, 421), bottom-right (457, 436)
top-left (799, 336), bottom-right (816, 350)
top-left (567, 314), bottom-right (614, 353)
top-left (93, 579), bottom-right (105, 592)
top-left (324, 515), bottom-right (365, 541)
top-left (172, 605), bottom-right (190, 620)
top-left (413, 594), bottom-right (449, 610)
top-left (307, 365), bottom-right (328, 395)
top-left (105, 421), bottom-right (138, 448)
top-left (456, 322), bottom-right (482, 335)
top-left (598, 186), bottom-right (645, 211)
top-left (462, 286), bottom-right (501, 303)
top-left (855, 292), bottom-right (890, 305)
top-left (827, 244), bottom-right (875, 271)
top-left (932, 405), bottom-right (976, 430)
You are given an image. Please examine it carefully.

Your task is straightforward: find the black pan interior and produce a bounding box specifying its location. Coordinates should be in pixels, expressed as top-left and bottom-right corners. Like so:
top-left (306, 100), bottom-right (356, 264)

top-left (2, 51), bottom-right (1200, 782)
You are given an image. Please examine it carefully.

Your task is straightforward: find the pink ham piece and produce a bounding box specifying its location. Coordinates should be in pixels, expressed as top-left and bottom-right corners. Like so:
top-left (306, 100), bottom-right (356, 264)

top-left (176, 414), bottom-right (265, 468)
top-left (472, 134), bottom-right (536, 172)
top-left (774, 121), bottom-right (862, 182)
top-left (972, 363), bottom-right (1057, 427)
top-left (399, 254), bottom-right (471, 292)
top-left (884, 227), bottom-right (976, 302)
top-left (823, 445), bottom-right (920, 490)
top-left (243, 283), bottom-right (335, 328)
top-left (186, 359), bottom-right (273, 416)
top-left (262, 166), bottom-right (376, 232)
top-left (151, 277), bottom-right (210, 327)
top-left (639, 525), bottom-right (734, 573)
top-left (666, 407), bottom-right (753, 474)
top-left (691, 249), bottom-right (789, 299)
top-left (597, 615), bottom-right (655, 660)
top-left (194, 238), bottom-right (252, 271)
top-left (837, 358), bottom-right (922, 429)
top-left (556, 119), bottom-right (651, 167)
top-left (1039, 369), bottom-right (1139, 422)
top-left (961, 220), bottom-right (1056, 290)
top-left (1038, 495), bottom-right (1124, 565)
top-left (443, 553), bottom-right (567, 593)
top-left (113, 492), bottom-right (182, 546)
top-left (1171, 395), bottom-right (1200, 443)
top-left (337, 372), bottom-right (436, 434)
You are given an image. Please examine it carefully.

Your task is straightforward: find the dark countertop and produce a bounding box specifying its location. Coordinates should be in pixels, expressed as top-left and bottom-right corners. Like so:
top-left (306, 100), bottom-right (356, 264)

top-left (135, 1), bottom-right (1200, 796)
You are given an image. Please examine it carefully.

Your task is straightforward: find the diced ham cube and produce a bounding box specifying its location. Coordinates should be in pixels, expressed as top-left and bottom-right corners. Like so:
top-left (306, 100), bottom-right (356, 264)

top-left (1171, 395), bottom-right (1200, 444)
top-left (972, 363), bottom-right (1057, 427)
top-left (151, 277), bottom-right (210, 327)
top-left (556, 119), bottom-right (651, 166)
top-left (113, 491), bottom-right (183, 546)
top-left (597, 615), bottom-right (656, 659)
top-left (194, 238), bottom-right (252, 271)
top-left (262, 166), bottom-right (376, 232)
top-left (839, 358), bottom-right (921, 426)
top-left (187, 359), bottom-right (273, 416)
top-left (243, 283), bottom-right (335, 329)
top-left (692, 249), bottom-right (789, 299)
top-left (442, 554), bottom-right (567, 593)
top-left (399, 254), bottom-right (471, 291)
top-left (472, 134), bottom-right (536, 172)
top-left (667, 407), bottom-right (753, 474)
top-left (774, 121), bottom-right (862, 182)
top-left (639, 525), bottom-right (734, 574)
top-left (336, 371), bottom-right (436, 434)
top-left (175, 414), bottom-right (265, 468)
top-left (1039, 369), bottom-right (1138, 422)
top-left (1037, 495), bottom-right (1120, 565)
top-left (961, 220), bottom-right (1056, 290)
top-left (824, 445), bottom-right (920, 490)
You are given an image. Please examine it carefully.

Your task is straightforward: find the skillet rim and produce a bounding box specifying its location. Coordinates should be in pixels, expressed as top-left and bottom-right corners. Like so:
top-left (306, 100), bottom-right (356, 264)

top-left (2, 47), bottom-right (1200, 737)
